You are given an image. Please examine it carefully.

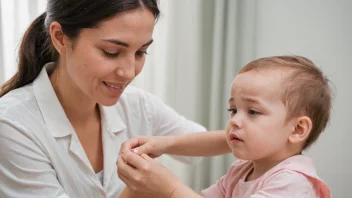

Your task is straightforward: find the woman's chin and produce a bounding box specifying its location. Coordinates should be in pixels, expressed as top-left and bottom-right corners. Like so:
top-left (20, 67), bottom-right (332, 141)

top-left (97, 97), bottom-right (120, 107)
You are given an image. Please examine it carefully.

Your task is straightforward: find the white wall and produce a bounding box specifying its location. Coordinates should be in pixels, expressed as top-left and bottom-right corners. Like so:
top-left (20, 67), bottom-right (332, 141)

top-left (0, 0), bottom-right (47, 83)
top-left (255, 0), bottom-right (352, 196)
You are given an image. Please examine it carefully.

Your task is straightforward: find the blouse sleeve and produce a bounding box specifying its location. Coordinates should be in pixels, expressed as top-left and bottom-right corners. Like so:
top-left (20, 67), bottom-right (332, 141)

top-left (201, 174), bottom-right (227, 198)
top-left (201, 160), bottom-right (246, 198)
top-left (0, 120), bottom-right (70, 198)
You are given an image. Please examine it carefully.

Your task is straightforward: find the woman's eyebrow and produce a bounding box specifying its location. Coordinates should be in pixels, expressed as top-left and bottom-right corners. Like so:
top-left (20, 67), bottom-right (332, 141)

top-left (102, 39), bottom-right (129, 47)
top-left (101, 39), bottom-right (153, 48)
top-left (142, 39), bottom-right (153, 47)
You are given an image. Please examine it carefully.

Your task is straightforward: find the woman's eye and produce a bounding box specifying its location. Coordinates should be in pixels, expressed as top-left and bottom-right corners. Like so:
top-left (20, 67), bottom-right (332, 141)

top-left (103, 50), bottom-right (119, 58)
top-left (248, 109), bottom-right (259, 115)
top-left (227, 108), bottom-right (237, 115)
top-left (136, 51), bottom-right (148, 57)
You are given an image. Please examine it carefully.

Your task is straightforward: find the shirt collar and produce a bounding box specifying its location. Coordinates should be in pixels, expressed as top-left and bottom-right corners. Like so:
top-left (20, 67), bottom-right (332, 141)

top-left (33, 62), bottom-right (126, 137)
top-left (99, 104), bottom-right (126, 134)
top-left (33, 63), bottom-right (73, 137)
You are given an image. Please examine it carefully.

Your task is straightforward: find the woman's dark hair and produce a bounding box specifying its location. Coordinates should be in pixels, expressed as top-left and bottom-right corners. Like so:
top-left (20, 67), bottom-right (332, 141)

top-left (0, 0), bottom-right (159, 97)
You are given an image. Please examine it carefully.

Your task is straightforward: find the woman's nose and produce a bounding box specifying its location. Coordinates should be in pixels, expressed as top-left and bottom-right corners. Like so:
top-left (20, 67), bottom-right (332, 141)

top-left (115, 56), bottom-right (135, 81)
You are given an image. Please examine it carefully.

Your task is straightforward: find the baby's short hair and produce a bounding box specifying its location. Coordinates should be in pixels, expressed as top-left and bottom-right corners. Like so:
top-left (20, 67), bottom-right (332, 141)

top-left (239, 56), bottom-right (332, 150)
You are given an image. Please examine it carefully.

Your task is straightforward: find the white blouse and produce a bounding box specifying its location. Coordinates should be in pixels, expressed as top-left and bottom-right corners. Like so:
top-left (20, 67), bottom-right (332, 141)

top-left (0, 63), bottom-right (206, 198)
top-left (96, 170), bottom-right (104, 186)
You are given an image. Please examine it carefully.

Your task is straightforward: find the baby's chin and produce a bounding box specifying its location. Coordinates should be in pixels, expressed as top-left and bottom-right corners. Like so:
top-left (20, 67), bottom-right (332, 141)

top-left (233, 154), bottom-right (248, 160)
top-left (231, 150), bottom-right (258, 161)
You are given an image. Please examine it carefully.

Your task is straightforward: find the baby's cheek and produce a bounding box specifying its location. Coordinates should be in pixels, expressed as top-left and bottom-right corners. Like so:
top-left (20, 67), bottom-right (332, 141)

top-left (223, 123), bottom-right (231, 143)
top-left (225, 121), bottom-right (232, 132)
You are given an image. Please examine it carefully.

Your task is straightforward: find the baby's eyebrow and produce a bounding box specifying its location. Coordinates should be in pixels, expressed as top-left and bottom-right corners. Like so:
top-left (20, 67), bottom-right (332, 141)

top-left (243, 97), bottom-right (260, 105)
top-left (229, 96), bottom-right (263, 106)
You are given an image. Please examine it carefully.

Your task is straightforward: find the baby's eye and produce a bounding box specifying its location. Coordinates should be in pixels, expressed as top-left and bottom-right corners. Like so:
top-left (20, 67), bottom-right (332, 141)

top-left (248, 109), bottom-right (259, 115)
top-left (227, 108), bottom-right (237, 115)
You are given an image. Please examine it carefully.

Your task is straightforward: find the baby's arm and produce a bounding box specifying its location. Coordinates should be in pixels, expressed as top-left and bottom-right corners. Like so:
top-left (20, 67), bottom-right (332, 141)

top-left (121, 131), bottom-right (230, 159)
top-left (165, 130), bottom-right (230, 156)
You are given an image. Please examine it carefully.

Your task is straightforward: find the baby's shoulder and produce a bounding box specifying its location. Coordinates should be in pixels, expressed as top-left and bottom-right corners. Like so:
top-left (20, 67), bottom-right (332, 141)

top-left (266, 169), bottom-right (312, 184)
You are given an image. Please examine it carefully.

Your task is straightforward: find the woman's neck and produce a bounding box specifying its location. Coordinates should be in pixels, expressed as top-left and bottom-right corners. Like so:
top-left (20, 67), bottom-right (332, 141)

top-left (50, 63), bottom-right (99, 125)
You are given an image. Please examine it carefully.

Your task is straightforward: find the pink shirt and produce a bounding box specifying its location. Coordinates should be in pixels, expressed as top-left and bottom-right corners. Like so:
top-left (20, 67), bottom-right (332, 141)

top-left (201, 155), bottom-right (331, 198)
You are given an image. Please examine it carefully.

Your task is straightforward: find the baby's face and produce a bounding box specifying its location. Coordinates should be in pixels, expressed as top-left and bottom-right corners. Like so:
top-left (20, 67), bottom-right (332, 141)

top-left (226, 69), bottom-right (294, 161)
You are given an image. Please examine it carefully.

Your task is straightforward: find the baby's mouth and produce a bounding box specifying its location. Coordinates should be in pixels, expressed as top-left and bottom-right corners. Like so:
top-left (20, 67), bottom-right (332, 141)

top-left (230, 133), bottom-right (243, 142)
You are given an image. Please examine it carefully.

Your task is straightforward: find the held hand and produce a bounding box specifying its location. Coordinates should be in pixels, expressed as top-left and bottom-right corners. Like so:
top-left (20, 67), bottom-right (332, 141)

top-left (119, 136), bottom-right (171, 158)
top-left (117, 150), bottom-right (182, 197)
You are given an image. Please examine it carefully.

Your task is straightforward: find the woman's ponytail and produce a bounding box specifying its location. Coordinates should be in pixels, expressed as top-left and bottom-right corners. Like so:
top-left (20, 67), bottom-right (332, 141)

top-left (0, 12), bottom-right (57, 97)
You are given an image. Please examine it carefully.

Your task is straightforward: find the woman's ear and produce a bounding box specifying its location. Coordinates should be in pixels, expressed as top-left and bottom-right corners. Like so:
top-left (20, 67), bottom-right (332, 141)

top-left (49, 21), bottom-right (68, 55)
top-left (288, 116), bottom-right (312, 145)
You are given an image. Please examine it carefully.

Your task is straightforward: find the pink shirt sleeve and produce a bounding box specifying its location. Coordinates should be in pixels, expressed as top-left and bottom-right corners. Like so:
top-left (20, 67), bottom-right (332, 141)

top-left (201, 160), bottom-right (249, 198)
top-left (252, 170), bottom-right (317, 198)
top-left (201, 174), bottom-right (227, 198)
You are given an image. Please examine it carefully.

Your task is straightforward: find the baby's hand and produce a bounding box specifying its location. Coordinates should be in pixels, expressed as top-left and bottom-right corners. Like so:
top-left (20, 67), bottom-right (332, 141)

top-left (119, 136), bottom-right (171, 158)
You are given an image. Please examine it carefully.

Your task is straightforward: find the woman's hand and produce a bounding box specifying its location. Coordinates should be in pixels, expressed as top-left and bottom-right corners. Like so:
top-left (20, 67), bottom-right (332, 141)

top-left (119, 136), bottom-right (172, 158)
top-left (117, 150), bottom-right (182, 197)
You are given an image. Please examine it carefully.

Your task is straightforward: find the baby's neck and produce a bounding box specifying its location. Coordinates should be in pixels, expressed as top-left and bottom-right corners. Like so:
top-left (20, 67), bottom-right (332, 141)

top-left (246, 152), bottom-right (302, 182)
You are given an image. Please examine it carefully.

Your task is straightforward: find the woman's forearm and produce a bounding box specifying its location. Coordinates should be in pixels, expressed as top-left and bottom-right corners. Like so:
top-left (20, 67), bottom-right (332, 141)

top-left (165, 130), bottom-right (230, 156)
top-left (119, 187), bottom-right (133, 198)
top-left (170, 183), bottom-right (203, 198)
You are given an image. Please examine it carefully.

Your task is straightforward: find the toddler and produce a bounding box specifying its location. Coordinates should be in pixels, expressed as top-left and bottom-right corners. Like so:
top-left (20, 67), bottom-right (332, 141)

top-left (202, 55), bottom-right (331, 197)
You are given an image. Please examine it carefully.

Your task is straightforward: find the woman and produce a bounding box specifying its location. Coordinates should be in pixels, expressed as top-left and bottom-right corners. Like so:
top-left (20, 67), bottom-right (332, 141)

top-left (0, 0), bottom-right (227, 197)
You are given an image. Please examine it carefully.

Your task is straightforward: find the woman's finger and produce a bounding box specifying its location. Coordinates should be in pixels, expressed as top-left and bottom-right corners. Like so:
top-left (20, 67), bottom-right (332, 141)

top-left (117, 155), bottom-right (139, 179)
top-left (141, 153), bottom-right (154, 161)
top-left (119, 138), bottom-right (141, 155)
top-left (117, 169), bottom-right (131, 185)
top-left (122, 150), bottom-right (148, 170)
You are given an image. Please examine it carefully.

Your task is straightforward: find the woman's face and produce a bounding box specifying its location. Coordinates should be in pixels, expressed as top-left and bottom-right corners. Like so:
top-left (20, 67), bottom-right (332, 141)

top-left (62, 8), bottom-right (155, 106)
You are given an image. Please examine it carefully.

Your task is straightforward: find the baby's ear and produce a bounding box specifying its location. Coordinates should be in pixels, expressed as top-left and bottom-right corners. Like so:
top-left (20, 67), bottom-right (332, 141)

top-left (288, 116), bottom-right (312, 144)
